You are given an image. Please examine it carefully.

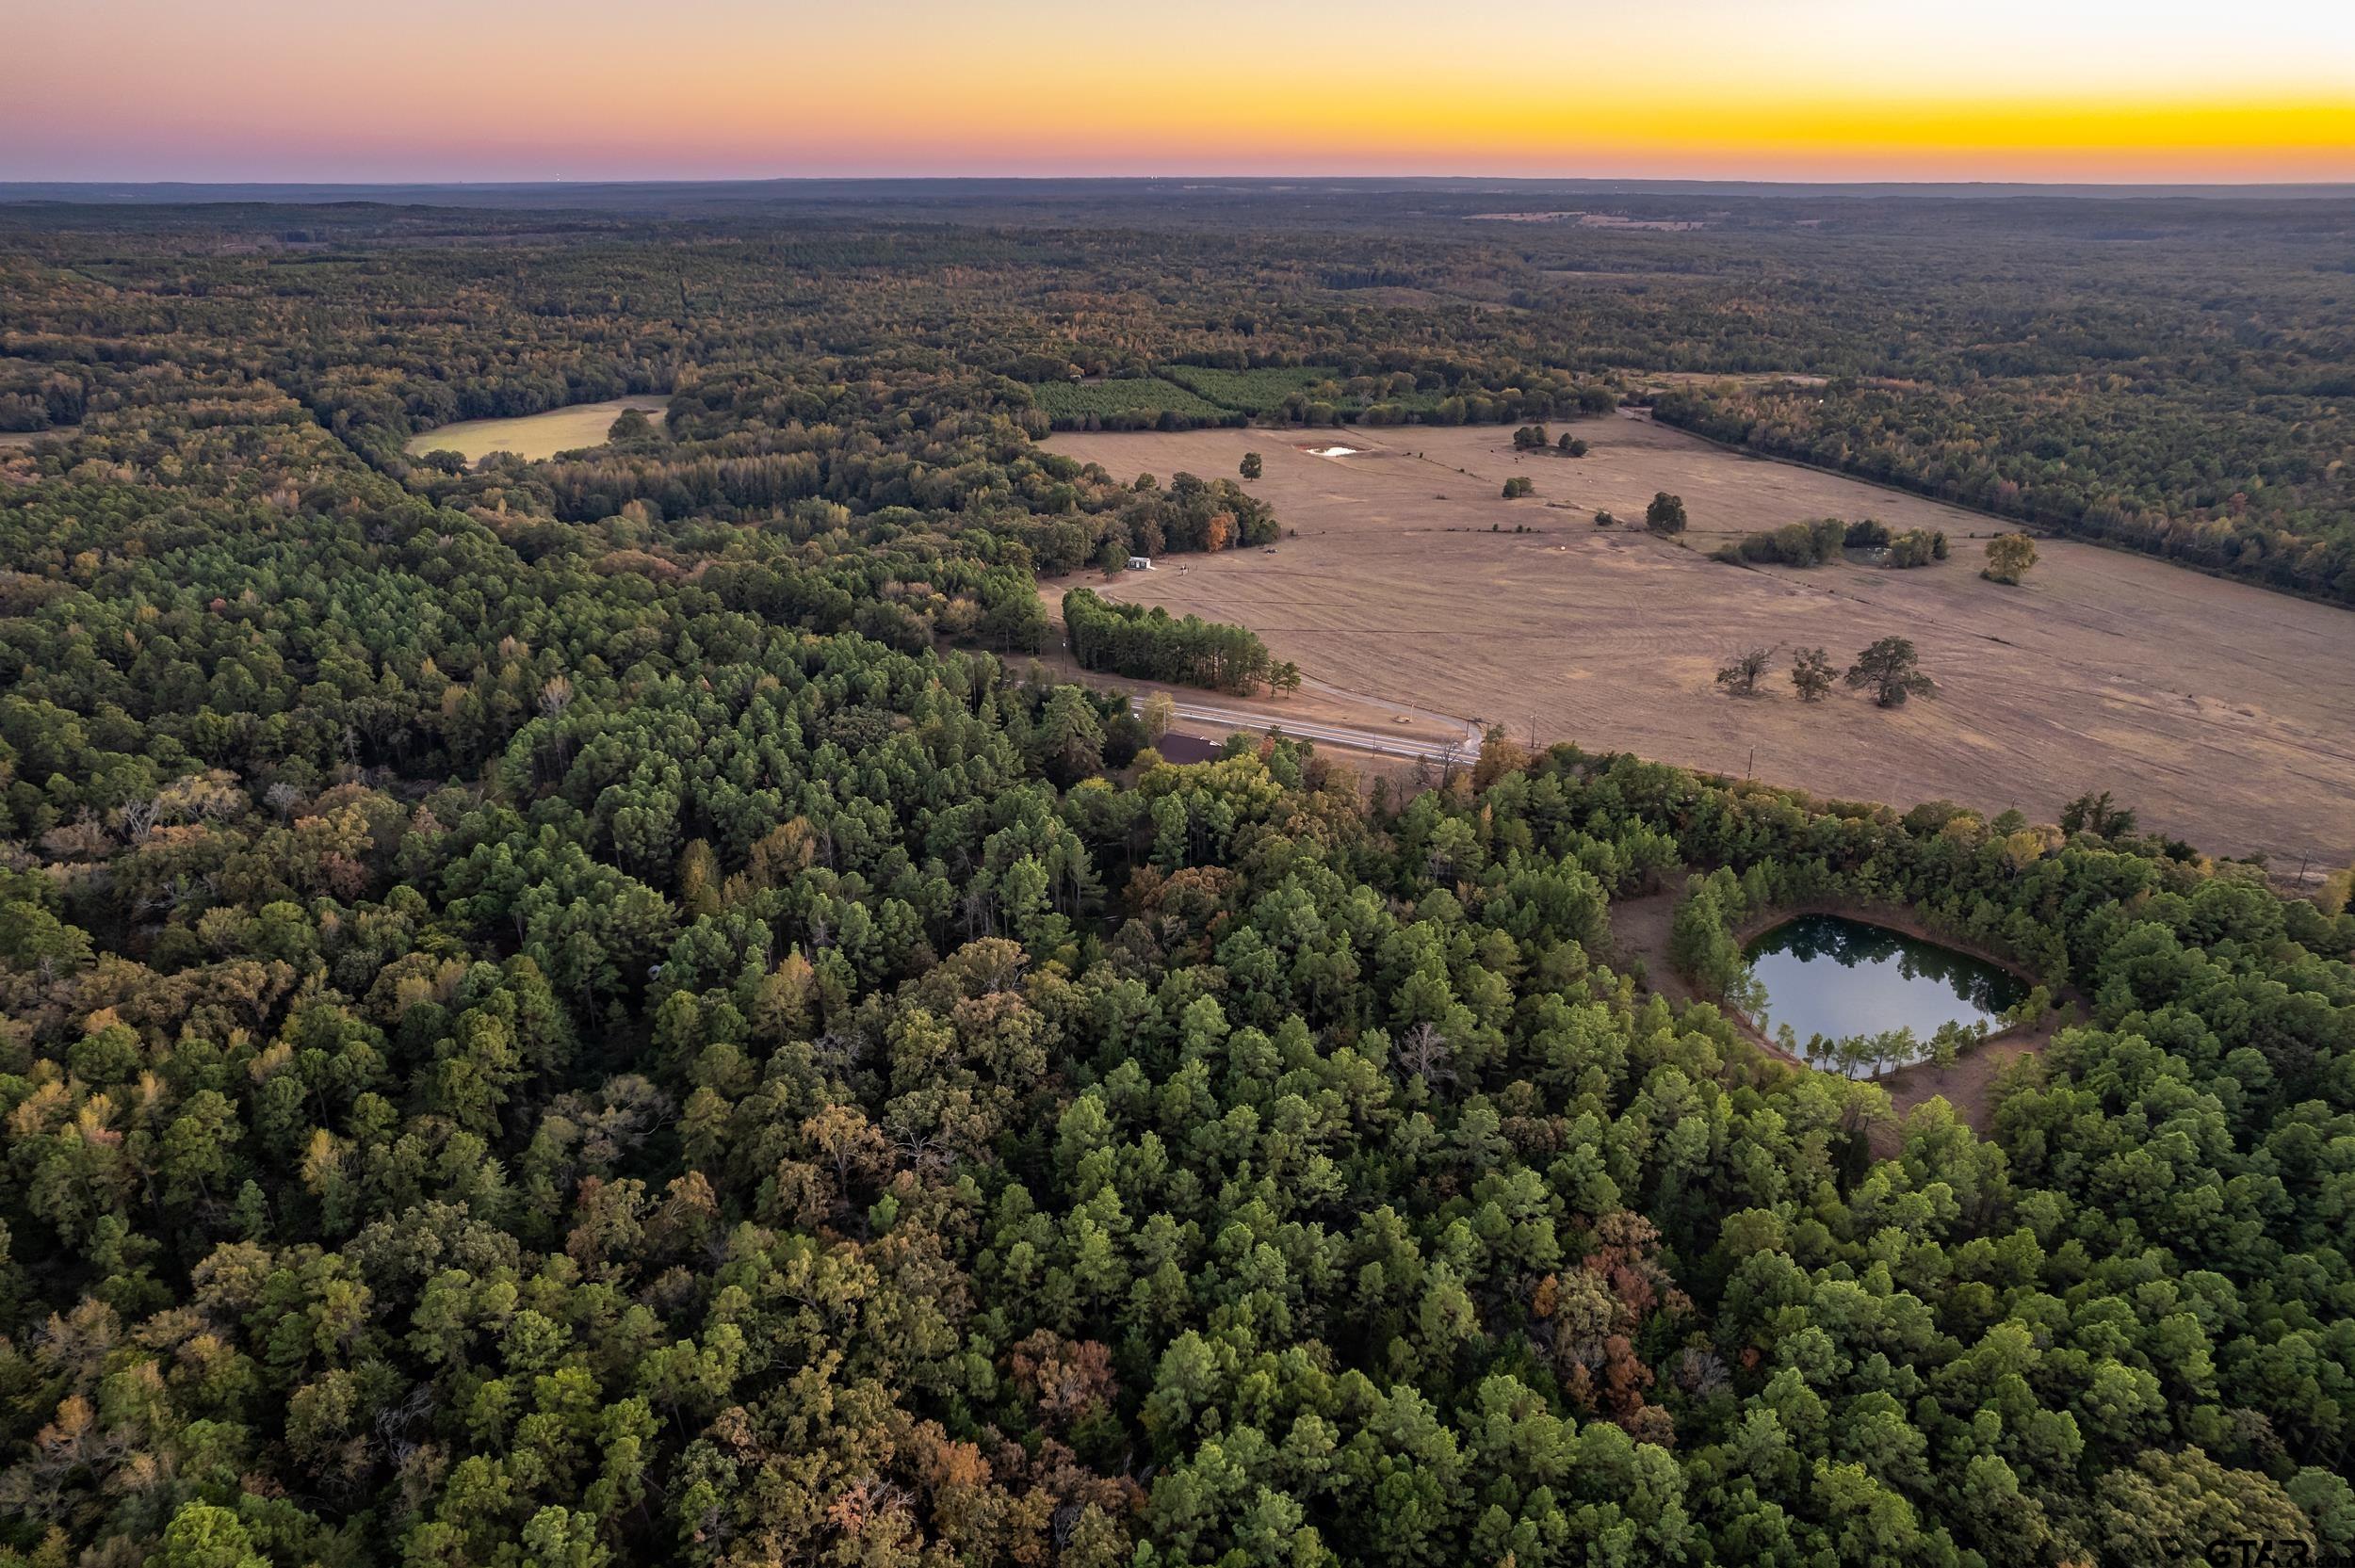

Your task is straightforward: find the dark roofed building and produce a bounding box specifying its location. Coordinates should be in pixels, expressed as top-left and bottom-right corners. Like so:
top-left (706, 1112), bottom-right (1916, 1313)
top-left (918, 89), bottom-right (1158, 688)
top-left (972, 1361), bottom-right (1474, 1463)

top-left (1153, 732), bottom-right (1224, 764)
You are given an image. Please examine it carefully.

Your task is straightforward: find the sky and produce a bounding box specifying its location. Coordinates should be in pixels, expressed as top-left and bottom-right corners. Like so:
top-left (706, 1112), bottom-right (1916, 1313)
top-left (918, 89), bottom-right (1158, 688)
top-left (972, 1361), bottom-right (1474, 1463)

top-left (8, 0), bottom-right (2354, 185)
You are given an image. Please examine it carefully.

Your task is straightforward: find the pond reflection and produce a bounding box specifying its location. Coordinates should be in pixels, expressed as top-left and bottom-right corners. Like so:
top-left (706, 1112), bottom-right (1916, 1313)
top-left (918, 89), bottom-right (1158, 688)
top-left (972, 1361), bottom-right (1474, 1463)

top-left (1743, 913), bottom-right (2026, 1076)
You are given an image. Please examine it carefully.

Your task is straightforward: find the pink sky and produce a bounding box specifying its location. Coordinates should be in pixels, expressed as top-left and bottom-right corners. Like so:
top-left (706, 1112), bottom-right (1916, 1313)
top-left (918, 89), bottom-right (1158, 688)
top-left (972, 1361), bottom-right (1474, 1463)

top-left (8, 1), bottom-right (2353, 184)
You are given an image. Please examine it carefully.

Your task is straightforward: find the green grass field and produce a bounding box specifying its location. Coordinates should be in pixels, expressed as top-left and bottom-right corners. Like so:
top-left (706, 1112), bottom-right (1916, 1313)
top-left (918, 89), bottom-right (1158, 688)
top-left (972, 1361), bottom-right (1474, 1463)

top-left (1025, 378), bottom-right (1232, 428)
top-left (1157, 364), bottom-right (1447, 417)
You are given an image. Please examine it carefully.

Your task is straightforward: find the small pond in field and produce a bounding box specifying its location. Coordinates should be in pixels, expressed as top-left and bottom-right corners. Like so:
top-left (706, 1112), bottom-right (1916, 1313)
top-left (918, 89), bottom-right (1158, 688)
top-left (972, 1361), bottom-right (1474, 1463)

top-left (1743, 913), bottom-right (2025, 1072)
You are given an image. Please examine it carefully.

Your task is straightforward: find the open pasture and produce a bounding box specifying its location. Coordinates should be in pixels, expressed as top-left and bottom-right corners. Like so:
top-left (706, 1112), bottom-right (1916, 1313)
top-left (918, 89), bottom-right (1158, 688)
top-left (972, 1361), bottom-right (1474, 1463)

top-left (1047, 417), bottom-right (2355, 864)
top-left (403, 396), bottom-right (672, 464)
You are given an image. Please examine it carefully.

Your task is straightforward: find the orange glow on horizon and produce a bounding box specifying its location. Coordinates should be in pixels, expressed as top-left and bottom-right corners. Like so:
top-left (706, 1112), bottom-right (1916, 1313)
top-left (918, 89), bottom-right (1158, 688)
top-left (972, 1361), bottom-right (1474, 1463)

top-left (7, 1), bottom-right (2352, 184)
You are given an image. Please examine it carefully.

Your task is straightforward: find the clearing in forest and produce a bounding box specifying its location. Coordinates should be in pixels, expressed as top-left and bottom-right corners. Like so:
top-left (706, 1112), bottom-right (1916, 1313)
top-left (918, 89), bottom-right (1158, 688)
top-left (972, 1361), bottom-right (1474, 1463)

top-left (404, 396), bottom-right (672, 464)
top-left (1044, 416), bottom-right (2355, 865)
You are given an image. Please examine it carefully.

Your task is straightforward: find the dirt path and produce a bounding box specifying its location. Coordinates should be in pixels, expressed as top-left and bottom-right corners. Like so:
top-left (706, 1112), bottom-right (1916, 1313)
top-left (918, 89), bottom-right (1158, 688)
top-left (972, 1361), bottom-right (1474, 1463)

top-left (1600, 887), bottom-right (1705, 1007)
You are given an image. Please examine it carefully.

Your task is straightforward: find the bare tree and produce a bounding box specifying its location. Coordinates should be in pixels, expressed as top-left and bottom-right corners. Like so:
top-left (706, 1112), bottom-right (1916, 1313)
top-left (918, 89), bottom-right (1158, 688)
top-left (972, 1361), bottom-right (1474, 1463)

top-left (113, 796), bottom-right (161, 843)
top-left (1397, 1022), bottom-right (1456, 1089)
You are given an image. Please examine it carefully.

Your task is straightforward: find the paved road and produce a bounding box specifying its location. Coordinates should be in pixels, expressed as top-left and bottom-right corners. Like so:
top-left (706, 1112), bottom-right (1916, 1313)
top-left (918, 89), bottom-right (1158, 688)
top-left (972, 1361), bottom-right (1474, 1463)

top-left (1165, 698), bottom-right (1483, 764)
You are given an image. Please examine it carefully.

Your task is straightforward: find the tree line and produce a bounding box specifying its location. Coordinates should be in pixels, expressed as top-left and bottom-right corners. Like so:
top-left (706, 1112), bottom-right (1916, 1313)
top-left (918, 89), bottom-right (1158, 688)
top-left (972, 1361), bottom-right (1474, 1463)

top-left (1063, 588), bottom-right (1275, 694)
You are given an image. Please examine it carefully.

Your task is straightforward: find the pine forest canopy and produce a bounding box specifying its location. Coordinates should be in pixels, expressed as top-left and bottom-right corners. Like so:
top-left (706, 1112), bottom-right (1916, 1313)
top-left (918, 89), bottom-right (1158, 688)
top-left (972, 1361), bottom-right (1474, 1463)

top-left (0, 183), bottom-right (2350, 1568)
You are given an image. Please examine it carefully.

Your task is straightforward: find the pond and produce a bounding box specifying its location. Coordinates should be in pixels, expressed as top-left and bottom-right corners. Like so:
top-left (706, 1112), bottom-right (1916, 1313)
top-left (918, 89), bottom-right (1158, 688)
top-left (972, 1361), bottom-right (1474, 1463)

top-left (1742, 913), bottom-right (2026, 1074)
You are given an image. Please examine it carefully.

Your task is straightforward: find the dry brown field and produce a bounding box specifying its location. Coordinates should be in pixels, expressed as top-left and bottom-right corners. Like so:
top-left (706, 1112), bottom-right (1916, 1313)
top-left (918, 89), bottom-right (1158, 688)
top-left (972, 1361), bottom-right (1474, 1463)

top-left (404, 396), bottom-right (671, 464)
top-left (1044, 415), bottom-right (2355, 865)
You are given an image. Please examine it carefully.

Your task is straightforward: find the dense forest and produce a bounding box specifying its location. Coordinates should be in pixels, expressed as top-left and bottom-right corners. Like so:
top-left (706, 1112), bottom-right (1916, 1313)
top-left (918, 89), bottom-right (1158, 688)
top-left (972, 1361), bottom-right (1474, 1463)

top-left (0, 188), bottom-right (2351, 1567)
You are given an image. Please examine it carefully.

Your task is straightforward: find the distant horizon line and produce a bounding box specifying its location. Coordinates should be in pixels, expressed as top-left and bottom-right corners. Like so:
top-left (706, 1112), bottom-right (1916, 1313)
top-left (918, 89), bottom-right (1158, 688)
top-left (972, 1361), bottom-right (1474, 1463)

top-left (7, 173), bottom-right (2354, 195)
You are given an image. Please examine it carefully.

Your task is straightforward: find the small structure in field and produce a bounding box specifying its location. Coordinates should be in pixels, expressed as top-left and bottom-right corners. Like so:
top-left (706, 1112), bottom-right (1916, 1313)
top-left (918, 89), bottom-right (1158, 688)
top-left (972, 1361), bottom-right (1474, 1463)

top-left (1127, 556), bottom-right (1154, 571)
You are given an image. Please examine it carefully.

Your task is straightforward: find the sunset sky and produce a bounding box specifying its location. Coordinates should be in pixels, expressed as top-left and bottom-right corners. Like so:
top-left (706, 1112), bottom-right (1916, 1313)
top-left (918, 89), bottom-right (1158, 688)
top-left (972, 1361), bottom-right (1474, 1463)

top-left (8, 0), bottom-right (2354, 184)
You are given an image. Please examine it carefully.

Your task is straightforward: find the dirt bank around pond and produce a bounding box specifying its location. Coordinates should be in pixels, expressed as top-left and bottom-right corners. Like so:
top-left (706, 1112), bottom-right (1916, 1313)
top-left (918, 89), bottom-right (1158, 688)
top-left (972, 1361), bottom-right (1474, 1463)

top-left (1607, 888), bottom-right (2066, 1152)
